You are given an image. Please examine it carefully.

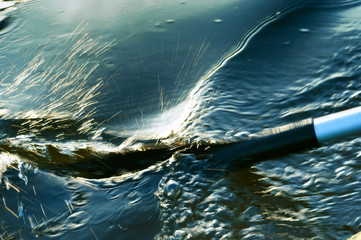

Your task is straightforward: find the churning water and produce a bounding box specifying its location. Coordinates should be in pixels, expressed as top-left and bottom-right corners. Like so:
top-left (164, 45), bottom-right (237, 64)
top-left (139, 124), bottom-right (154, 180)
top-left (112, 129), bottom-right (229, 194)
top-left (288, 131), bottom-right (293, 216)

top-left (1, 0), bottom-right (361, 239)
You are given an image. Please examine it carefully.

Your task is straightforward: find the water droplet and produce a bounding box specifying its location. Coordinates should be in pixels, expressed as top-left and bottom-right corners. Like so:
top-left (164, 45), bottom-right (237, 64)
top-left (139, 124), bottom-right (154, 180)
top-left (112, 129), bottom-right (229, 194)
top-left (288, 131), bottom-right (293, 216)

top-left (28, 216), bottom-right (35, 229)
top-left (18, 163), bottom-right (28, 185)
top-left (174, 230), bottom-right (186, 239)
top-left (299, 28), bottom-right (310, 33)
top-left (283, 41), bottom-right (291, 45)
top-left (4, 178), bottom-right (10, 190)
top-left (18, 202), bottom-right (24, 218)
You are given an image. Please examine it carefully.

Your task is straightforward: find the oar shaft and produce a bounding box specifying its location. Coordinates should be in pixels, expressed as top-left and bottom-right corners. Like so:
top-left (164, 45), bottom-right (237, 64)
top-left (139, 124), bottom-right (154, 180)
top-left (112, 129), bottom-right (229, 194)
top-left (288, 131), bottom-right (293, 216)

top-left (213, 107), bottom-right (361, 162)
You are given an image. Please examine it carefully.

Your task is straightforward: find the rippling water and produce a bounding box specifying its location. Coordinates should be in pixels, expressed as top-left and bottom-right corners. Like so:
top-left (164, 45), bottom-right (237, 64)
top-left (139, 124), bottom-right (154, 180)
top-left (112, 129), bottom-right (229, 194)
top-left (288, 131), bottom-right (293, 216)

top-left (1, 0), bottom-right (361, 239)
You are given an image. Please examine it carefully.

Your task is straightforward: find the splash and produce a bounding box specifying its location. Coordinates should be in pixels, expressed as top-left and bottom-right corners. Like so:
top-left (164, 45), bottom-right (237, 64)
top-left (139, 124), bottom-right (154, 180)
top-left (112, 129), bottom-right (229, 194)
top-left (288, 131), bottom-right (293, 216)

top-left (130, 9), bottom-right (300, 145)
top-left (0, 21), bottom-right (116, 138)
top-left (0, 152), bottom-right (20, 181)
top-left (3, 25), bottom-right (113, 120)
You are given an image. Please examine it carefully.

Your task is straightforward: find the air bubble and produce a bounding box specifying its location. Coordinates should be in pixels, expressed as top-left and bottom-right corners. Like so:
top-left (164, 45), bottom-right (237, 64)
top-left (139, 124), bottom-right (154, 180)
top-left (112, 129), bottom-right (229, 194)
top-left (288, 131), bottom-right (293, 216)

top-left (166, 180), bottom-right (180, 197)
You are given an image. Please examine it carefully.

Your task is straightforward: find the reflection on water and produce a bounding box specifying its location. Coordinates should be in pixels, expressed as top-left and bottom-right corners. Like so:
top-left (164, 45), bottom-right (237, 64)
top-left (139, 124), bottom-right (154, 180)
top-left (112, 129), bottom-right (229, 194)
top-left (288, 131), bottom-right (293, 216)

top-left (0, 0), bottom-right (361, 239)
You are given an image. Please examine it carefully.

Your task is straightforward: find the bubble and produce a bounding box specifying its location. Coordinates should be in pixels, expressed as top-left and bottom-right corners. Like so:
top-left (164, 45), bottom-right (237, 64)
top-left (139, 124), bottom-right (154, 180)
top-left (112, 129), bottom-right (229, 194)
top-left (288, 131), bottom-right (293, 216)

top-left (166, 180), bottom-right (180, 197)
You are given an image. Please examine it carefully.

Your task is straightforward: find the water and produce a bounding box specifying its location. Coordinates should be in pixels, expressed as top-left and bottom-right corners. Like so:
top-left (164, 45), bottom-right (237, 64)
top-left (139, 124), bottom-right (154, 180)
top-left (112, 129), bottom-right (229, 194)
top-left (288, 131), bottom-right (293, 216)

top-left (0, 0), bottom-right (361, 239)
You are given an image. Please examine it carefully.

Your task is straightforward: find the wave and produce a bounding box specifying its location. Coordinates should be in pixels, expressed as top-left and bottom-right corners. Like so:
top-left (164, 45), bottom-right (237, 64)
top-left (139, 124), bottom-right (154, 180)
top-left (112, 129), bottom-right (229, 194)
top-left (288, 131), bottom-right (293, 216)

top-left (3, 0), bottom-right (360, 179)
top-left (0, 0), bottom-right (318, 179)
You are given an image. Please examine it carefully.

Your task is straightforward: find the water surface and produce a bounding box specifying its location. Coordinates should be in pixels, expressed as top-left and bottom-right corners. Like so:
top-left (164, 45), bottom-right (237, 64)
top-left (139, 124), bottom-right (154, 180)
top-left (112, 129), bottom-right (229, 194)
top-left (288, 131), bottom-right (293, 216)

top-left (0, 0), bottom-right (361, 239)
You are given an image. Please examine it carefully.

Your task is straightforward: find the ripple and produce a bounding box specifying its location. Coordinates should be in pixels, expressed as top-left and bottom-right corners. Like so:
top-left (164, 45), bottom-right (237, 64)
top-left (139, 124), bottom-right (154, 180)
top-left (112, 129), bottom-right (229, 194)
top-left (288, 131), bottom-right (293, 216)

top-left (33, 211), bottom-right (91, 238)
top-left (252, 140), bottom-right (361, 238)
top-left (306, 0), bottom-right (361, 8)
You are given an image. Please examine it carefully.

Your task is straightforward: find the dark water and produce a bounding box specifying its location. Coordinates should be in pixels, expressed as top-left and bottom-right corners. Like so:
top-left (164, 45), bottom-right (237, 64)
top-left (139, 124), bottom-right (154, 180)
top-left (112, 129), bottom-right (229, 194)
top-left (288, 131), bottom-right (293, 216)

top-left (1, 0), bottom-right (361, 239)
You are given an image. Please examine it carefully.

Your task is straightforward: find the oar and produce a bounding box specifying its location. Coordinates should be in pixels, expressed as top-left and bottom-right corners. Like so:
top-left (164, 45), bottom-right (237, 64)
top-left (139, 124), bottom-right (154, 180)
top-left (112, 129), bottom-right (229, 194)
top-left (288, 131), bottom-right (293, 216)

top-left (210, 106), bottom-right (361, 163)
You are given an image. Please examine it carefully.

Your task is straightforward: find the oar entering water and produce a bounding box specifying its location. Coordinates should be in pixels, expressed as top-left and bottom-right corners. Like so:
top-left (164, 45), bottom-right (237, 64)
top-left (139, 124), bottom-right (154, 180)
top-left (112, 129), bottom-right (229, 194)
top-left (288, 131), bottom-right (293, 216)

top-left (7, 106), bottom-right (359, 178)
